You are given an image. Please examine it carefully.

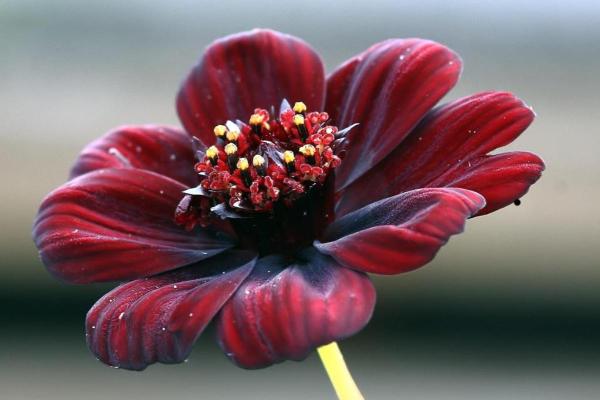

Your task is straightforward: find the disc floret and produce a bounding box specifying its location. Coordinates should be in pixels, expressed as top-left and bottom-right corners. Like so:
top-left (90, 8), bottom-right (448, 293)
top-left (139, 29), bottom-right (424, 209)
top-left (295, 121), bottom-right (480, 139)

top-left (176, 101), bottom-right (346, 231)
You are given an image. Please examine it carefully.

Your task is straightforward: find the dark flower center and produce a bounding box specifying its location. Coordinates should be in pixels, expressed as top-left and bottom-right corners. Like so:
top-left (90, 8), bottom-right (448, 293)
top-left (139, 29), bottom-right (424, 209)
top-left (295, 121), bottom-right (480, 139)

top-left (175, 101), bottom-right (352, 255)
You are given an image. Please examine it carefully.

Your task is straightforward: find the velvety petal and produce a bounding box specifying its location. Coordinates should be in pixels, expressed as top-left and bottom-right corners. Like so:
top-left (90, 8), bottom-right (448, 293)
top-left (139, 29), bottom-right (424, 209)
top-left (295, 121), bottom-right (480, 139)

top-left (216, 248), bottom-right (375, 369)
top-left (428, 151), bottom-right (544, 215)
top-left (326, 39), bottom-right (462, 191)
top-left (33, 168), bottom-right (233, 283)
top-left (86, 250), bottom-right (256, 370)
top-left (336, 91), bottom-right (541, 217)
top-left (177, 29), bottom-right (325, 144)
top-left (70, 125), bottom-right (199, 187)
top-left (315, 188), bottom-right (485, 275)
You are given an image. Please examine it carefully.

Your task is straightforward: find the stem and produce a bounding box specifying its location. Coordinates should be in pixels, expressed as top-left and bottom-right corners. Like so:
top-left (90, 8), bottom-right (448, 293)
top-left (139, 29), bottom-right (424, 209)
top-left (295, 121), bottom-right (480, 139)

top-left (317, 342), bottom-right (364, 400)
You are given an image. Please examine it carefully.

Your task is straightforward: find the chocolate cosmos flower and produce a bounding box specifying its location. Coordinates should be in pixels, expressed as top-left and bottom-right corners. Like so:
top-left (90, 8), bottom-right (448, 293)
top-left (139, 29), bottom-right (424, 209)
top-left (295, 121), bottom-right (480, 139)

top-left (33, 29), bottom-right (544, 370)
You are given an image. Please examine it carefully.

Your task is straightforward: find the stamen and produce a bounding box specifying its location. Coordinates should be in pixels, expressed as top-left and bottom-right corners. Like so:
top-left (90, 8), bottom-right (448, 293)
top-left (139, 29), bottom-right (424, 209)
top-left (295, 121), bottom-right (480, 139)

top-left (252, 154), bottom-right (266, 176)
top-left (224, 142), bottom-right (237, 155)
top-left (249, 114), bottom-right (264, 125)
top-left (224, 121), bottom-right (241, 143)
top-left (299, 144), bottom-right (316, 165)
top-left (224, 142), bottom-right (238, 171)
top-left (206, 145), bottom-right (219, 166)
top-left (237, 157), bottom-right (252, 186)
top-left (252, 154), bottom-right (265, 166)
top-left (293, 114), bottom-right (304, 125)
top-left (213, 125), bottom-right (227, 139)
top-left (299, 144), bottom-right (316, 156)
top-left (237, 157), bottom-right (249, 170)
top-left (293, 101), bottom-right (307, 114)
top-left (294, 114), bottom-right (308, 141)
top-left (283, 150), bottom-right (296, 172)
top-left (249, 113), bottom-right (265, 136)
top-left (226, 128), bottom-right (240, 142)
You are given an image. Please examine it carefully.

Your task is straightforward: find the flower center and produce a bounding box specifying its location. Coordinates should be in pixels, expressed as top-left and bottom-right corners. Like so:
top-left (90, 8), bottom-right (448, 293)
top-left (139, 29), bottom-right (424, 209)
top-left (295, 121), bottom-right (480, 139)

top-left (175, 100), bottom-right (351, 255)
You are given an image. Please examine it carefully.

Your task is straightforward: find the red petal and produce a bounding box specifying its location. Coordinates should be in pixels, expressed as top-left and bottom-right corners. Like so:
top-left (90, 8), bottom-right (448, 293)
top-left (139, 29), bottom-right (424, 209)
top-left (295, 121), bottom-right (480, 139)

top-left (430, 151), bottom-right (544, 215)
top-left (177, 29), bottom-right (325, 144)
top-left (33, 168), bottom-right (233, 283)
top-left (70, 125), bottom-right (198, 187)
top-left (315, 188), bottom-right (485, 275)
top-left (326, 39), bottom-right (462, 191)
top-left (336, 92), bottom-right (541, 216)
top-left (86, 250), bottom-right (256, 370)
top-left (216, 248), bottom-right (375, 369)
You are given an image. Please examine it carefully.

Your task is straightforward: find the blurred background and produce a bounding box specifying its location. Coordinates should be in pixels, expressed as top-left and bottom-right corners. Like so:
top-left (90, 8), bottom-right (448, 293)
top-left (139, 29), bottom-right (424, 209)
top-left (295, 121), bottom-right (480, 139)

top-left (1, 0), bottom-right (599, 399)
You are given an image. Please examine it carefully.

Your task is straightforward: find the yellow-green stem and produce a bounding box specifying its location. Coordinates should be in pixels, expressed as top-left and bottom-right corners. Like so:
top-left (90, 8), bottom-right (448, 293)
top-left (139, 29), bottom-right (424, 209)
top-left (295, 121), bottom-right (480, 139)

top-left (317, 342), bottom-right (364, 400)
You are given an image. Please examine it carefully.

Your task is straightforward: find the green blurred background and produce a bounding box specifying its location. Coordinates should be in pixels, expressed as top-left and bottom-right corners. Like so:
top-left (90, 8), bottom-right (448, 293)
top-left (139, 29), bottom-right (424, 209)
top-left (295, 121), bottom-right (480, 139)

top-left (1, 0), bottom-right (599, 398)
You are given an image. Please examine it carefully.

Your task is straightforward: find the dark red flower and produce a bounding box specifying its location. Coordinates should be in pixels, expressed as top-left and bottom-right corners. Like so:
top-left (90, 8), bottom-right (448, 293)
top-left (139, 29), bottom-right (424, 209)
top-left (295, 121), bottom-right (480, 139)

top-left (33, 29), bottom-right (544, 370)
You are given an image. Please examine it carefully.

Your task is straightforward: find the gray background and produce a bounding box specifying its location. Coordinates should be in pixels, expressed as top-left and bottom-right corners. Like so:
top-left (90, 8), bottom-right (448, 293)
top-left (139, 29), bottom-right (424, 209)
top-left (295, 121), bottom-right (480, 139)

top-left (1, 0), bottom-right (599, 399)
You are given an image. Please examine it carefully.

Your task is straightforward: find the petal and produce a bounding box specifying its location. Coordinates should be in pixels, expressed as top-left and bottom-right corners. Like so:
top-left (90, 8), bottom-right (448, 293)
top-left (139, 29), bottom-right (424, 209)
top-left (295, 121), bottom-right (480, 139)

top-left (70, 125), bottom-right (199, 187)
top-left (177, 29), bottom-right (325, 144)
top-left (33, 168), bottom-right (233, 283)
top-left (430, 151), bottom-right (545, 215)
top-left (216, 248), bottom-right (375, 369)
top-left (86, 250), bottom-right (256, 370)
top-left (336, 92), bottom-right (540, 216)
top-left (315, 188), bottom-right (485, 275)
top-left (326, 39), bottom-right (462, 191)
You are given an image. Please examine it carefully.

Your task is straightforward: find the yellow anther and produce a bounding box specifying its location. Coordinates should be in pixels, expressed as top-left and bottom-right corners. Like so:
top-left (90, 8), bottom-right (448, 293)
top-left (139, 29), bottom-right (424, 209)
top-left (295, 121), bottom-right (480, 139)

top-left (224, 142), bottom-right (238, 155)
top-left (226, 129), bottom-right (240, 142)
top-left (252, 154), bottom-right (265, 167)
top-left (293, 101), bottom-right (307, 113)
top-left (249, 113), bottom-right (265, 125)
top-left (236, 157), bottom-right (249, 171)
top-left (283, 150), bottom-right (295, 164)
top-left (299, 144), bottom-right (316, 157)
top-left (213, 125), bottom-right (227, 138)
top-left (293, 114), bottom-right (305, 126)
top-left (206, 145), bottom-right (219, 159)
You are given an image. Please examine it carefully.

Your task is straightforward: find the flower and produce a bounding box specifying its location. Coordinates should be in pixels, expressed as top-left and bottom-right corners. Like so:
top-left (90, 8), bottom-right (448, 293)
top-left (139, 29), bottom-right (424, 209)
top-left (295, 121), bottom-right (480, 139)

top-left (33, 29), bottom-right (544, 371)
